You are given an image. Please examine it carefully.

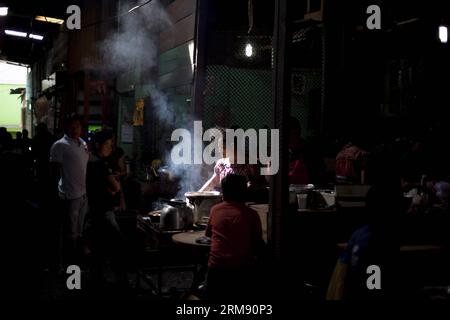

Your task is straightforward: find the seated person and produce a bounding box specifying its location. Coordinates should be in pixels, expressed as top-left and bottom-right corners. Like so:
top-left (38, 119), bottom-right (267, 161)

top-left (338, 185), bottom-right (402, 299)
top-left (399, 139), bottom-right (431, 186)
top-left (433, 180), bottom-right (450, 209)
top-left (335, 137), bottom-right (369, 185)
top-left (403, 172), bottom-right (450, 215)
top-left (205, 174), bottom-right (266, 300)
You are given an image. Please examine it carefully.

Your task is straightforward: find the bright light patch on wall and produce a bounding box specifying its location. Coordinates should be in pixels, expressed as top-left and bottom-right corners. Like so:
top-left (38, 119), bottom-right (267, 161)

top-left (35, 16), bottom-right (64, 25)
top-left (245, 43), bottom-right (254, 57)
top-left (439, 26), bottom-right (448, 43)
top-left (0, 61), bottom-right (27, 84)
top-left (0, 7), bottom-right (8, 16)
top-left (188, 41), bottom-right (195, 73)
top-left (5, 30), bottom-right (27, 38)
top-left (29, 34), bottom-right (44, 40)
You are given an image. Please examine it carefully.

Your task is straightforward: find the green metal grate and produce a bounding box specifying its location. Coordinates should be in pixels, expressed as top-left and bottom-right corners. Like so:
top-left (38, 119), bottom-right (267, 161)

top-left (203, 65), bottom-right (273, 130)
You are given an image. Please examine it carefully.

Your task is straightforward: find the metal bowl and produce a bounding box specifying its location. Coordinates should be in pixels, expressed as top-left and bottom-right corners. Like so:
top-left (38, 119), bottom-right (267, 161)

top-left (185, 191), bottom-right (222, 226)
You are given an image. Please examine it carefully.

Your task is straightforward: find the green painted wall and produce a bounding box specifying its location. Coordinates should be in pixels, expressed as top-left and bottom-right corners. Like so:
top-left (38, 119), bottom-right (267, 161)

top-left (0, 83), bottom-right (23, 132)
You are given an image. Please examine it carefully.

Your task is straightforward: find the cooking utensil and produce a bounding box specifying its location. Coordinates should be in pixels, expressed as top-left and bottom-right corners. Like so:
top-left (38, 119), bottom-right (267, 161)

top-left (289, 184), bottom-right (315, 204)
top-left (160, 199), bottom-right (194, 231)
top-left (185, 191), bottom-right (222, 227)
top-left (147, 210), bottom-right (161, 223)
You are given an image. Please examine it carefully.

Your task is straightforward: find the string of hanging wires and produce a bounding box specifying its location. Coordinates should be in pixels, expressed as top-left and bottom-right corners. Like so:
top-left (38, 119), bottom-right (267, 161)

top-left (19, 1), bottom-right (154, 65)
top-left (37, 0), bottom-right (154, 34)
top-left (82, 0), bottom-right (153, 29)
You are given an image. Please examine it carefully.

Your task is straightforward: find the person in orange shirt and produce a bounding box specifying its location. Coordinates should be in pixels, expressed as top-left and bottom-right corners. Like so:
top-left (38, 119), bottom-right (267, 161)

top-left (335, 138), bottom-right (369, 185)
top-left (205, 174), bottom-right (265, 300)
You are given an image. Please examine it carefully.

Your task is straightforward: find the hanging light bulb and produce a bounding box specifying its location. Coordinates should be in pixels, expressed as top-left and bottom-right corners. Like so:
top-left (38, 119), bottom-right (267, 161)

top-left (0, 7), bottom-right (8, 16)
top-left (439, 25), bottom-right (448, 43)
top-left (245, 43), bottom-right (254, 57)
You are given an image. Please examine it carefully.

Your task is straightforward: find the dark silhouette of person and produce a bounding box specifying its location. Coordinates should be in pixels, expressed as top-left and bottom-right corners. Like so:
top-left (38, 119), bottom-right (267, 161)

top-left (0, 127), bottom-right (13, 152)
top-left (22, 129), bottom-right (31, 147)
top-left (32, 123), bottom-right (56, 188)
top-left (14, 131), bottom-right (23, 150)
top-left (85, 130), bottom-right (128, 291)
top-left (0, 130), bottom-right (41, 298)
top-left (339, 183), bottom-right (402, 299)
top-left (288, 117), bottom-right (326, 184)
top-left (31, 123), bottom-right (57, 270)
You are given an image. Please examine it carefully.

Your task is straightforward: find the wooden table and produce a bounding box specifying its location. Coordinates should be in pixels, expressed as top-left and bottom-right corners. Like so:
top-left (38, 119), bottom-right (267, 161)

top-left (172, 231), bottom-right (210, 293)
top-left (172, 231), bottom-right (211, 247)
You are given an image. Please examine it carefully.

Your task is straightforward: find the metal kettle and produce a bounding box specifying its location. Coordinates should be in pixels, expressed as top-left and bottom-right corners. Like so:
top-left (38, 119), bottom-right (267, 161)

top-left (160, 199), bottom-right (194, 231)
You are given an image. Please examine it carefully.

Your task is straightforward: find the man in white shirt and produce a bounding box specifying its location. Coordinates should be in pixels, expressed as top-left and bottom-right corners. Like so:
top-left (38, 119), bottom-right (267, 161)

top-left (50, 114), bottom-right (89, 266)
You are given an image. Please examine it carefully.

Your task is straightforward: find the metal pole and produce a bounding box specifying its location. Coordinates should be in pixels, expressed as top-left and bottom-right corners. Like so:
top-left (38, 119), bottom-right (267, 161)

top-left (192, 0), bottom-right (208, 120)
top-left (270, 0), bottom-right (291, 263)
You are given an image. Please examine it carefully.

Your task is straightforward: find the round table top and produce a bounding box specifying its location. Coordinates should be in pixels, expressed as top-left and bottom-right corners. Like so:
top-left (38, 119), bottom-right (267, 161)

top-left (172, 231), bottom-right (211, 247)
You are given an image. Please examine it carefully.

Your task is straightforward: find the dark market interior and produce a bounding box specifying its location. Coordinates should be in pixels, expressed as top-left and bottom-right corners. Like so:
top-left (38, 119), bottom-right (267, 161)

top-left (0, 0), bottom-right (450, 302)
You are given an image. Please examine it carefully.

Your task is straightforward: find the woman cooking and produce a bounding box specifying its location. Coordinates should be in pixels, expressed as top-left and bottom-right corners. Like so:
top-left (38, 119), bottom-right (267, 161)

top-left (199, 127), bottom-right (268, 203)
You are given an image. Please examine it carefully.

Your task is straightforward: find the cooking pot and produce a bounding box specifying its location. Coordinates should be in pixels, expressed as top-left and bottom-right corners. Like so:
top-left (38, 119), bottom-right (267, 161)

top-left (160, 199), bottom-right (194, 231)
top-left (289, 184), bottom-right (315, 205)
top-left (185, 191), bottom-right (222, 227)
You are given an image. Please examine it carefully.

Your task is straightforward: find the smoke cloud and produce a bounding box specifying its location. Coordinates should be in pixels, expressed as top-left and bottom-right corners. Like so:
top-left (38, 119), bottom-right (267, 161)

top-left (99, 0), bottom-right (172, 73)
top-left (98, 1), bottom-right (208, 198)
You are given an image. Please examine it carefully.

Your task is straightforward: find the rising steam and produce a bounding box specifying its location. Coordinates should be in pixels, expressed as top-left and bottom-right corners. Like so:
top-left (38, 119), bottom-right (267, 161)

top-left (98, 0), bottom-right (209, 197)
top-left (99, 0), bottom-right (171, 73)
